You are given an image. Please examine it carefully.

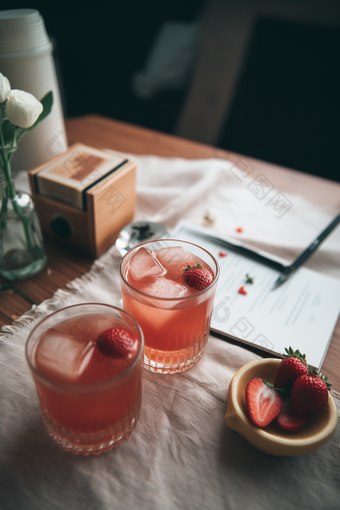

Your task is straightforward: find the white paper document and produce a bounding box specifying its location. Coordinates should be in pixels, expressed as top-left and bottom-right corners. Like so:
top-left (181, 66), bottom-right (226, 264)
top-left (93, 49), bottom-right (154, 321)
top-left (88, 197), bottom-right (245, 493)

top-left (172, 220), bottom-right (340, 369)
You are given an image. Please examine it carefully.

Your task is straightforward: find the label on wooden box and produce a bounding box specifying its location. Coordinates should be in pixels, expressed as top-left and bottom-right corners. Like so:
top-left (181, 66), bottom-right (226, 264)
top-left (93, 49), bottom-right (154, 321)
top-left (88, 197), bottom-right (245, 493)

top-left (35, 144), bottom-right (127, 210)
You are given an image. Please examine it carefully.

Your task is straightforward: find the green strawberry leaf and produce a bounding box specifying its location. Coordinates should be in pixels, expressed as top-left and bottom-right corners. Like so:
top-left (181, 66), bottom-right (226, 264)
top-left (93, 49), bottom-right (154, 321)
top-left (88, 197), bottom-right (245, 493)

top-left (245, 273), bottom-right (254, 284)
top-left (308, 366), bottom-right (333, 390)
top-left (183, 263), bottom-right (202, 273)
top-left (283, 346), bottom-right (307, 365)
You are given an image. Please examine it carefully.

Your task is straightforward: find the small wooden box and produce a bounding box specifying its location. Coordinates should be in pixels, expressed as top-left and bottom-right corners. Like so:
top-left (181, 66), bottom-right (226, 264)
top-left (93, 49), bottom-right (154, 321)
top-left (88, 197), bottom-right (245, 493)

top-left (28, 143), bottom-right (136, 258)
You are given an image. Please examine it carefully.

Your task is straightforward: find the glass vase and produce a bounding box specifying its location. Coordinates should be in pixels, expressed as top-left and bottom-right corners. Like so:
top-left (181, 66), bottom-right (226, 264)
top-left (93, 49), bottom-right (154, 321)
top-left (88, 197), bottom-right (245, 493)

top-left (0, 174), bottom-right (47, 281)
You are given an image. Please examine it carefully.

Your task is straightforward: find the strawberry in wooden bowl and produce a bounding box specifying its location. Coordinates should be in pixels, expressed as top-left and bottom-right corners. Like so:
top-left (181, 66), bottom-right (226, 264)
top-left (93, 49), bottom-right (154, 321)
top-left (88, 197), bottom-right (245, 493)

top-left (225, 349), bottom-right (338, 456)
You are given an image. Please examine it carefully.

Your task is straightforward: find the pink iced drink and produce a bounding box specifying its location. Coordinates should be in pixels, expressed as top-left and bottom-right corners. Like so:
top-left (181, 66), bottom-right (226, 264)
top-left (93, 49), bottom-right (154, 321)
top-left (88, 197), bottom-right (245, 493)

top-left (120, 242), bottom-right (219, 373)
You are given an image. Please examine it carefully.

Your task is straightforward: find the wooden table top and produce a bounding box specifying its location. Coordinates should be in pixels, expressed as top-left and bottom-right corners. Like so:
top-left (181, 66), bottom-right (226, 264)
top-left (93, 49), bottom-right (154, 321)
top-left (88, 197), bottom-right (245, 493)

top-left (1, 114), bottom-right (339, 391)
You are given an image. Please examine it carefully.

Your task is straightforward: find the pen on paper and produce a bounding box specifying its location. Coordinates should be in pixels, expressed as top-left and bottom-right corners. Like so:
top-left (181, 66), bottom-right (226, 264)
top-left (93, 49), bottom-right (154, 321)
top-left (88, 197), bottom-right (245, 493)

top-left (272, 213), bottom-right (340, 290)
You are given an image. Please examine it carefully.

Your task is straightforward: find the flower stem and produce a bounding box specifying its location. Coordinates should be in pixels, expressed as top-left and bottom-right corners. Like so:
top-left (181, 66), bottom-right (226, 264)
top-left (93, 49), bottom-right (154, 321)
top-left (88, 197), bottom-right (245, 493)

top-left (0, 125), bottom-right (34, 252)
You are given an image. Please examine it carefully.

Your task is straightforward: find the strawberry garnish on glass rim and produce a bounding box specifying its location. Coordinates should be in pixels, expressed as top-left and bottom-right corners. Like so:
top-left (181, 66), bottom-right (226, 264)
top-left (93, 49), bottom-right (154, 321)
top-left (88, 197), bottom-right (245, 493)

top-left (96, 327), bottom-right (138, 358)
top-left (183, 263), bottom-right (213, 291)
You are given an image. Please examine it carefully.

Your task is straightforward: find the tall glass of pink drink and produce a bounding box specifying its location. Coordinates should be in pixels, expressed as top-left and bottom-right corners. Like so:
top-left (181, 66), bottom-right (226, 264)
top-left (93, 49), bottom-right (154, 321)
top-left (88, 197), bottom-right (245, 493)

top-left (26, 303), bottom-right (144, 455)
top-left (120, 239), bottom-right (219, 374)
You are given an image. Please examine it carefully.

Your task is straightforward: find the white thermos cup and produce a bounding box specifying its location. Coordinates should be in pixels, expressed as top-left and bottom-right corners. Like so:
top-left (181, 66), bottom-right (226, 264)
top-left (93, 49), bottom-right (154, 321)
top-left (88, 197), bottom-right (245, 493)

top-left (0, 9), bottom-right (68, 172)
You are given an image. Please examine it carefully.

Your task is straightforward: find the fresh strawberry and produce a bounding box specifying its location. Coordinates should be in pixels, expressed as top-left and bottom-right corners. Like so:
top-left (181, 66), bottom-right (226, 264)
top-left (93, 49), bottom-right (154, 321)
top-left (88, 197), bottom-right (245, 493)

top-left (183, 263), bottom-right (213, 291)
top-left (96, 327), bottom-right (138, 358)
top-left (274, 348), bottom-right (308, 389)
top-left (276, 398), bottom-right (309, 432)
top-left (290, 374), bottom-right (329, 416)
top-left (245, 378), bottom-right (283, 427)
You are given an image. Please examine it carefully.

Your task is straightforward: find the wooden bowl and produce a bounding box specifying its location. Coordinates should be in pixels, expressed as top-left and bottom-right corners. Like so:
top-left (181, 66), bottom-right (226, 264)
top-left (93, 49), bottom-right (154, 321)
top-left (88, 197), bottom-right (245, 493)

top-left (225, 359), bottom-right (338, 456)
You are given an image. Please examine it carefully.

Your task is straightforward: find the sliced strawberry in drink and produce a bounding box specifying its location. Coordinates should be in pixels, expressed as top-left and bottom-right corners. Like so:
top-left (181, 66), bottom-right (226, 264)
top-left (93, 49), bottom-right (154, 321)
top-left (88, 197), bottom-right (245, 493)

top-left (96, 327), bottom-right (138, 358)
top-left (276, 398), bottom-right (309, 432)
top-left (245, 378), bottom-right (283, 427)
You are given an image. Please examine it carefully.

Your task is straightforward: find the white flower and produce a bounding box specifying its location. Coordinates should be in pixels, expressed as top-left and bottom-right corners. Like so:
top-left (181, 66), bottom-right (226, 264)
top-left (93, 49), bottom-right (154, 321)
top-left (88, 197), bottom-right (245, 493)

top-left (0, 73), bottom-right (11, 103)
top-left (6, 89), bottom-right (43, 129)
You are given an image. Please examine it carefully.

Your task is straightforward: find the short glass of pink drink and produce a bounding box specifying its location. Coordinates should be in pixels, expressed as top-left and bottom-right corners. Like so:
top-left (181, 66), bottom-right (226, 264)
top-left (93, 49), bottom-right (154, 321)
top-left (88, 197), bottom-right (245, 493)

top-left (26, 303), bottom-right (143, 455)
top-left (120, 239), bottom-right (219, 374)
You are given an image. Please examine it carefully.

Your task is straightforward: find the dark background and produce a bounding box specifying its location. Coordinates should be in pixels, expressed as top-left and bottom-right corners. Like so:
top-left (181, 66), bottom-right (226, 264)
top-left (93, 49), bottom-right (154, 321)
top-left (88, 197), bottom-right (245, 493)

top-left (218, 17), bottom-right (340, 183)
top-left (1, 0), bottom-right (205, 131)
top-left (1, 1), bottom-right (340, 182)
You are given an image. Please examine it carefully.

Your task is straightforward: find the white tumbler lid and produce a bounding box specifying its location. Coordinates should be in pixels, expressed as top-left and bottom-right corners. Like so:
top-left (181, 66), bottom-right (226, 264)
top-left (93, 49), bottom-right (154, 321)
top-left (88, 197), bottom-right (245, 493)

top-left (0, 9), bottom-right (53, 59)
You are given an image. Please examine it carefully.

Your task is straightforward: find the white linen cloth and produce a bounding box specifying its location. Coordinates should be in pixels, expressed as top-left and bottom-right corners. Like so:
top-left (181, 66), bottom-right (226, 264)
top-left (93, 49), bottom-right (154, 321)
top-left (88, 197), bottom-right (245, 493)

top-left (1, 154), bottom-right (340, 510)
